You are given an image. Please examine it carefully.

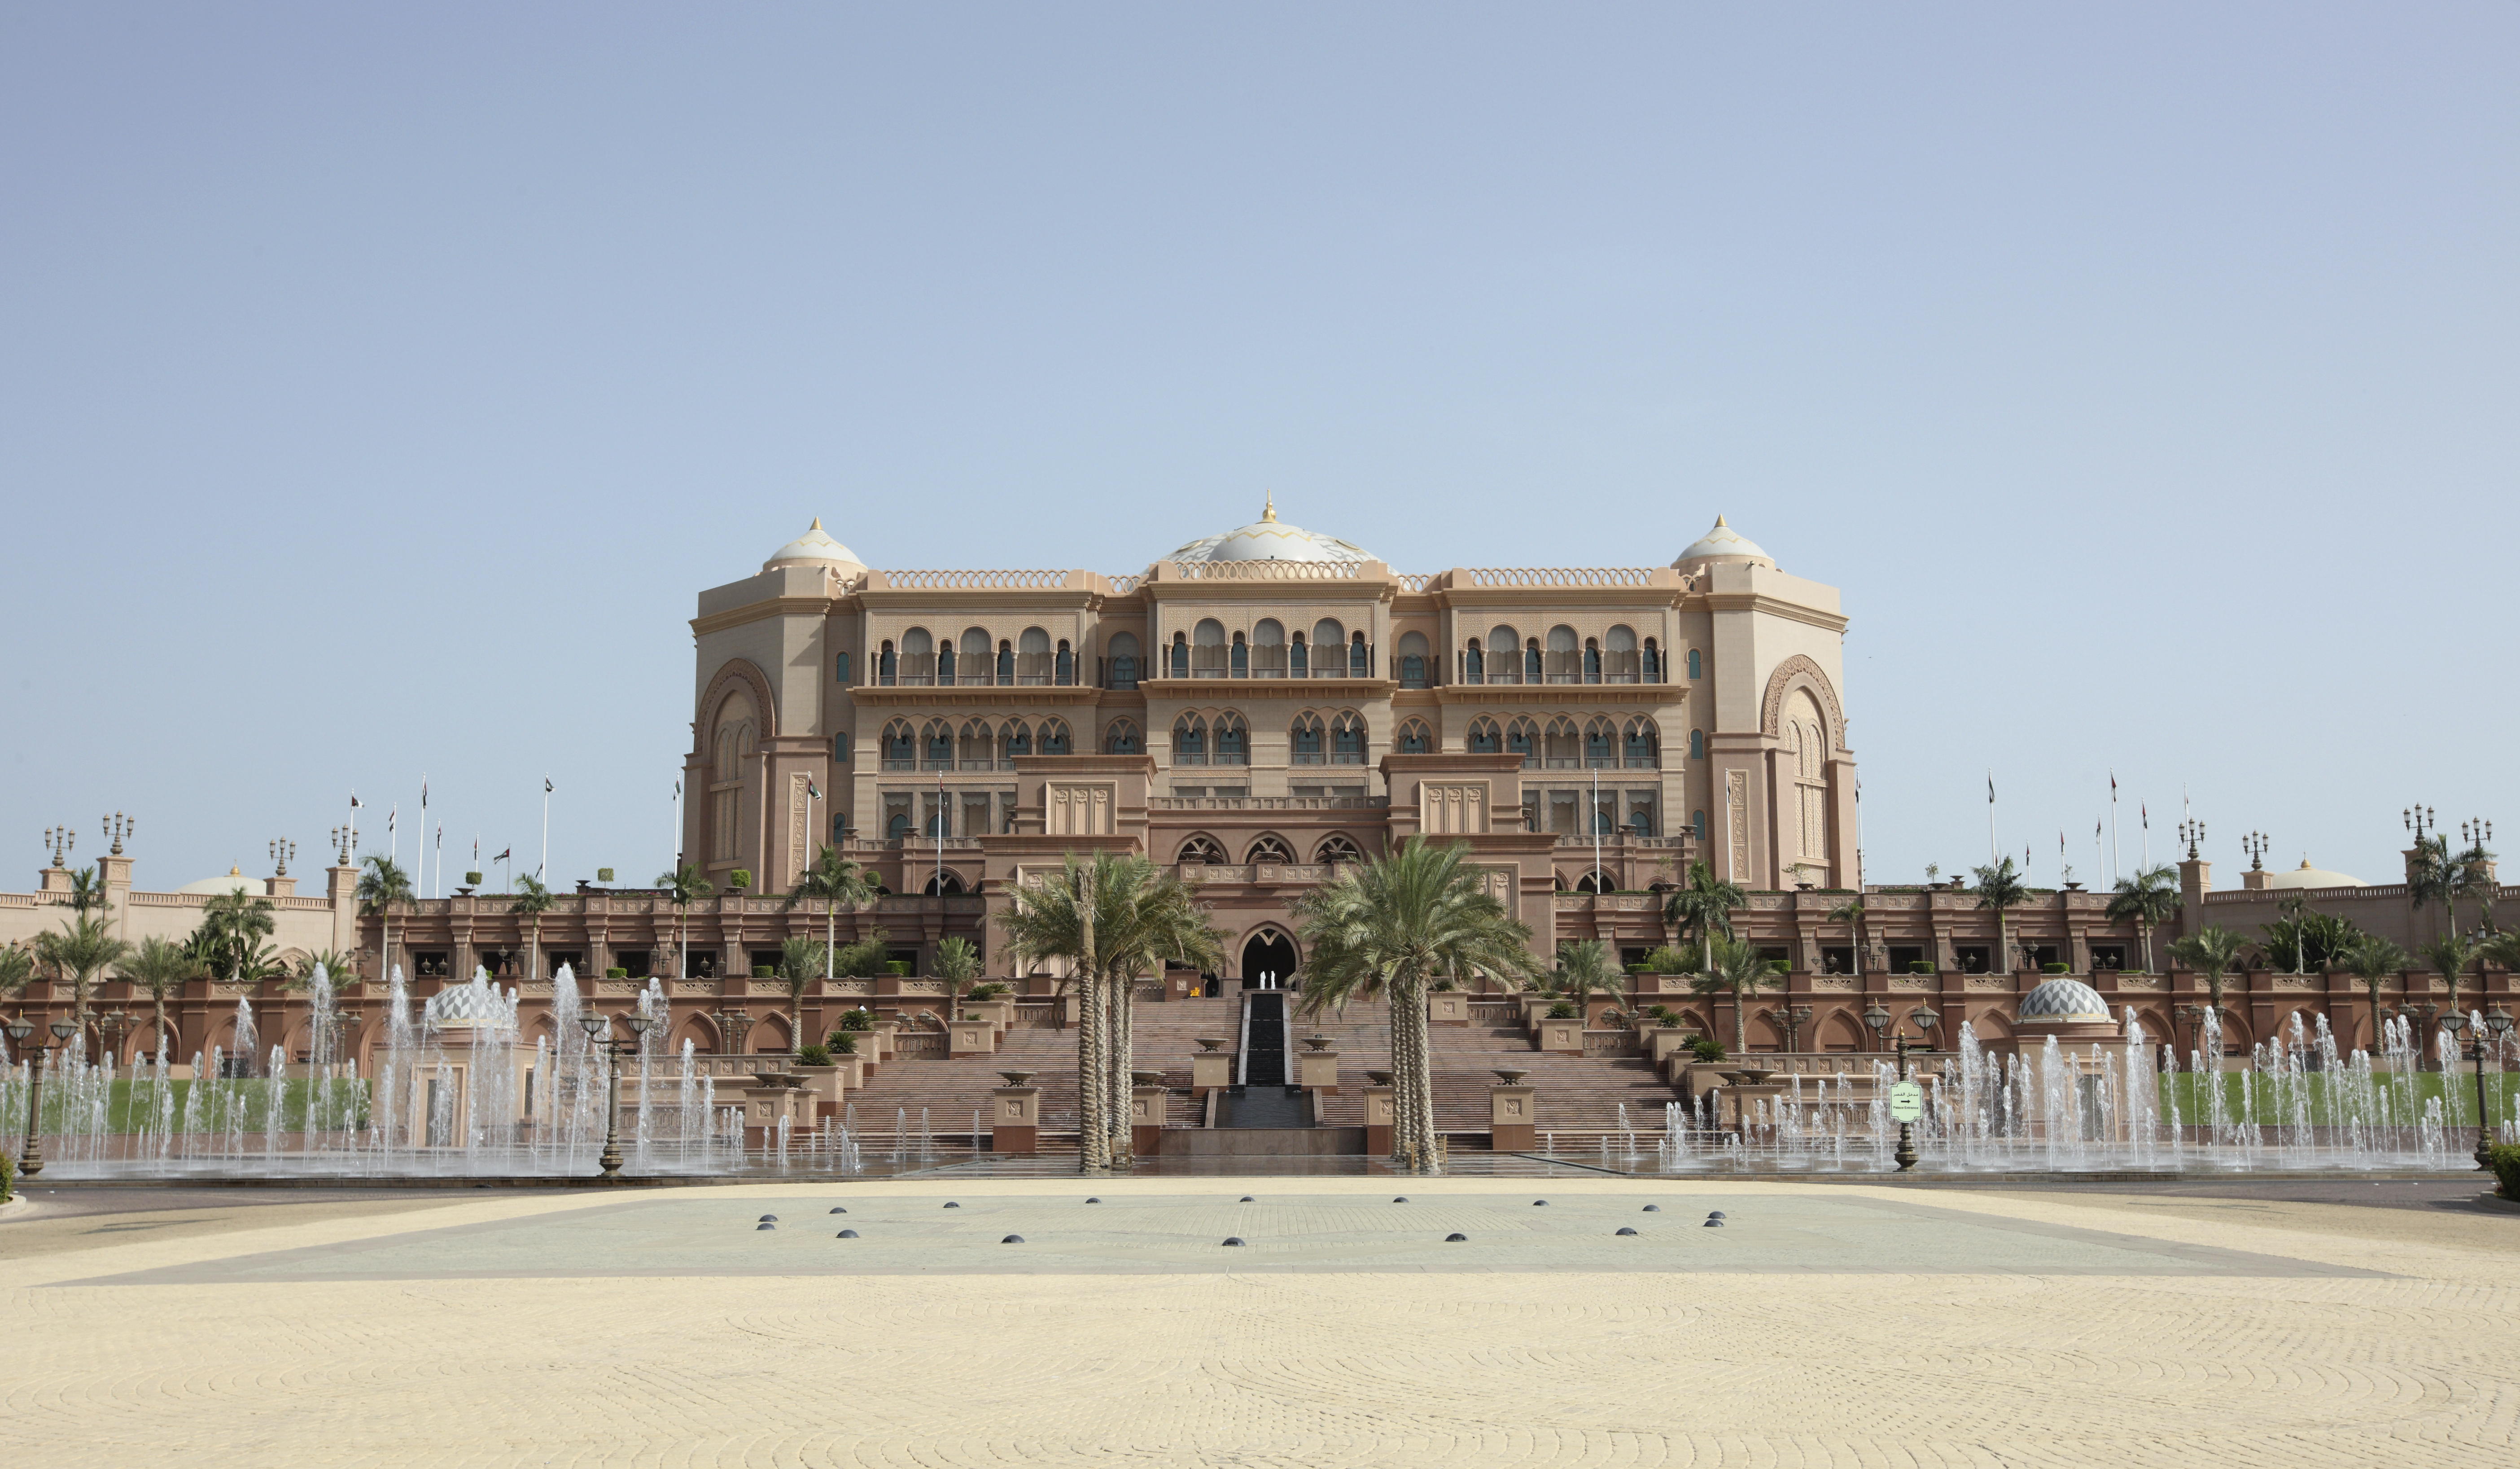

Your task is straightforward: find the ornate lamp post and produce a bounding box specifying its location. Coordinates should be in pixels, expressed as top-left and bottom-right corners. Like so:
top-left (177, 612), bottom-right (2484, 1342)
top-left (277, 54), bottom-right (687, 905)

top-left (2240, 831), bottom-right (2268, 873)
top-left (8, 1015), bottom-right (79, 1178)
top-left (270, 838), bottom-right (296, 877)
top-left (711, 1008), bottom-right (755, 1058)
top-left (1862, 1000), bottom-right (1940, 1171)
top-left (103, 812), bottom-right (132, 856)
top-left (2180, 818), bottom-right (2206, 861)
top-left (2440, 1005), bottom-right (2516, 1170)
top-left (43, 827), bottom-right (74, 869)
top-left (95, 1011), bottom-right (133, 1067)
top-left (577, 1010), bottom-right (656, 1181)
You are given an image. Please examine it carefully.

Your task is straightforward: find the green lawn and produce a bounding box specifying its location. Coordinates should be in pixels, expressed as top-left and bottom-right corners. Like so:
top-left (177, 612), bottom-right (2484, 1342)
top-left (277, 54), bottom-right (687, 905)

top-left (2159, 1070), bottom-right (2520, 1125)
top-left (14, 1077), bottom-right (373, 1133)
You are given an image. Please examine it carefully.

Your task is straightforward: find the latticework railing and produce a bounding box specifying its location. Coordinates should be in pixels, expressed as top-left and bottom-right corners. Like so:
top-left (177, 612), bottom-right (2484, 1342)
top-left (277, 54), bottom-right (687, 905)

top-left (1462, 567), bottom-right (1662, 587)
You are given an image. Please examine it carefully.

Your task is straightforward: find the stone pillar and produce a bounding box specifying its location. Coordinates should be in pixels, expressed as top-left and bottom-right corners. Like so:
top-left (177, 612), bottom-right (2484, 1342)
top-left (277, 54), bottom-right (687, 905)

top-left (1427, 991), bottom-right (1469, 1027)
top-left (738, 1073), bottom-right (812, 1149)
top-left (991, 1086), bottom-right (1040, 1155)
top-left (1190, 1042), bottom-right (1234, 1096)
top-left (1129, 1082), bottom-right (1167, 1158)
top-left (1490, 1083), bottom-right (1536, 1152)
top-left (1535, 1016), bottom-right (1582, 1054)
top-left (796, 1062), bottom-right (844, 1120)
top-left (1296, 1046), bottom-right (1341, 1095)
top-left (1363, 1083), bottom-right (1395, 1156)
top-left (328, 864), bottom-right (360, 960)
top-left (949, 1017), bottom-right (996, 1058)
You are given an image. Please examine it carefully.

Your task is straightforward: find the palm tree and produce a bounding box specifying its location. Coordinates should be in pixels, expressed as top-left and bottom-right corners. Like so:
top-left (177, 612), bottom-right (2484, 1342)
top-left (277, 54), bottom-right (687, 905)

top-left (775, 935), bottom-right (830, 1050)
top-left (1548, 940), bottom-right (1628, 1024)
top-left (508, 874), bottom-right (557, 984)
top-left (2337, 935), bottom-right (2411, 1049)
top-left (354, 855), bottom-right (416, 985)
top-left (1294, 838), bottom-right (1538, 1172)
top-left (0, 943), bottom-right (34, 1002)
top-left (1691, 933), bottom-right (1784, 1053)
top-left (1970, 856), bottom-right (2031, 973)
top-left (2406, 833), bottom-right (2457, 942)
top-left (1826, 896), bottom-right (1867, 975)
top-left (35, 915), bottom-right (130, 1033)
top-left (2105, 864), bottom-right (2179, 973)
top-left (53, 864), bottom-right (110, 918)
top-left (118, 935), bottom-right (202, 1060)
top-left (2420, 933), bottom-right (2479, 1022)
top-left (655, 863), bottom-right (716, 980)
top-left (196, 889), bottom-right (277, 983)
top-left (935, 936), bottom-right (984, 1015)
top-left (2169, 925), bottom-right (2247, 1025)
top-left (1661, 859), bottom-right (1746, 974)
top-left (289, 949), bottom-right (362, 991)
top-left (788, 845), bottom-right (876, 981)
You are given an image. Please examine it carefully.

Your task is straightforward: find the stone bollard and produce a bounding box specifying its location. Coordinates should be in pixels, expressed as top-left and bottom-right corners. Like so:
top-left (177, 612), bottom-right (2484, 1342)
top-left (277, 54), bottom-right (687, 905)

top-left (795, 1061), bottom-right (844, 1121)
top-left (949, 1017), bottom-right (997, 1058)
top-left (991, 1085), bottom-right (1041, 1156)
top-left (739, 1072), bottom-right (814, 1150)
top-left (1129, 1072), bottom-right (1168, 1158)
top-left (1535, 1017), bottom-right (1583, 1054)
top-left (1363, 1081), bottom-right (1395, 1156)
top-left (1489, 1077), bottom-right (1536, 1152)
top-left (1296, 1046), bottom-right (1342, 1095)
top-left (1191, 1038), bottom-right (1234, 1096)
top-left (1426, 991), bottom-right (1469, 1027)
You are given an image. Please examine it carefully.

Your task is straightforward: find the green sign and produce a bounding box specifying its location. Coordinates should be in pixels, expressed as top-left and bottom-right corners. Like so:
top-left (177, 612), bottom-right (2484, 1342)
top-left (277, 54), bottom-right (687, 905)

top-left (1888, 1080), bottom-right (1924, 1123)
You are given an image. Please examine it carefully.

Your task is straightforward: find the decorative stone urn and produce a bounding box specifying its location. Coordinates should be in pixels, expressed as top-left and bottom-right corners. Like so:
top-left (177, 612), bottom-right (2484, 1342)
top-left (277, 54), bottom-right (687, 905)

top-left (1301, 1033), bottom-right (1334, 1052)
top-left (1195, 1036), bottom-right (1228, 1052)
top-left (1130, 1069), bottom-right (1167, 1087)
top-left (1366, 1070), bottom-right (1393, 1086)
top-left (997, 1070), bottom-right (1036, 1087)
top-left (1733, 1067), bottom-right (1778, 1086)
top-left (1491, 1067), bottom-right (1530, 1085)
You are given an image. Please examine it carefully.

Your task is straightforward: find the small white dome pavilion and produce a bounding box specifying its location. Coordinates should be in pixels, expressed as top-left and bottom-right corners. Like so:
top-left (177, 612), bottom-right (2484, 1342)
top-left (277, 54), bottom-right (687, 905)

top-left (175, 867), bottom-right (262, 898)
top-left (2259, 859), bottom-right (2366, 891)
top-left (1673, 514), bottom-right (1774, 574)
top-left (1164, 498), bottom-right (1375, 565)
top-left (2016, 977), bottom-right (2115, 1024)
top-left (762, 518), bottom-right (867, 576)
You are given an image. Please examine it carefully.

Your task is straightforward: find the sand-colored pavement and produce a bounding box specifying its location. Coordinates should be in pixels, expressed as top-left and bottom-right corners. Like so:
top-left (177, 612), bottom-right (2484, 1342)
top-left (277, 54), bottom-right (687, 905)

top-left (3, 1175), bottom-right (2516, 1467)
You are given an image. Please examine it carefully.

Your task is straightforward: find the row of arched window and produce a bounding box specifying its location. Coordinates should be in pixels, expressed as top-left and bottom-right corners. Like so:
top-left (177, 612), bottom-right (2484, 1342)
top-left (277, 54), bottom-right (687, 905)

top-left (865, 623), bottom-right (1702, 692)
top-left (1165, 619), bottom-right (1382, 681)
top-left (1177, 832), bottom-right (1365, 866)
top-left (868, 712), bottom-right (1687, 769)
top-left (1461, 626), bottom-right (1676, 686)
top-left (878, 628), bottom-right (1084, 688)
top-left (1467, 715), bottom-right (1662, 768)
top-left (878, 718), bottom-right (1076, 770)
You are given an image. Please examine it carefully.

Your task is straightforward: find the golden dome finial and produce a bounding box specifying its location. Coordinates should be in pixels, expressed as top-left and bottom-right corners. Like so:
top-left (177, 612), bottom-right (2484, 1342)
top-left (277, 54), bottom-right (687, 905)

top-left (809, 516), bottom-right (822, 531)
top-left (1715, 513), bottom-right (1728, 527)
top-left (1261, 494), bottom-right (1277, 523)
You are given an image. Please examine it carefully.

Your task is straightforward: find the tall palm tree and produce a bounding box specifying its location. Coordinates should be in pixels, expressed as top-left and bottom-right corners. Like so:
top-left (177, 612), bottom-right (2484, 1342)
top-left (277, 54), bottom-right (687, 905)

top-left (1690, 933), bottom-right (1784, 1054)
top-left (1662, 859), bottom-right (1746, 974)
top-left (787, 845), bottom-right (876, 981)
top-left (1970, 856), bottom-right (2031, 973)
top-left (1826, 896), bottom-right (1867, 975)
top-left (289, 949), bottom-right (362, 991)
top-left (196, 889), bottom-right (277, 983)
top-left (53, 864), bottom-right (110, 918)
top-left (508, 874), bottom-right (557, 984)
top-left (655, 863), bottom-right (716, 980)
top-left (354, 855), bottom-right (416, 985)
top-left (2420, 933), bottom-right (2479, 1023)
top-left (2169, 925), bottom-right (2247, 1025)
top-left (1001, 857), bottom-right (1111, 1169)
top-left (0, 944), bottom-right (34, 1003)
top-left (2406, 833), bottom-right (2456, 942)
top-left (35, 915), bottom-right (130, 1034)
top-left (118, 935), bottom-right (203, 1061)
top-left (2337, 935), bottom-right (2410, 1050)
top-left (1076, 857), bottom-right (1224, 1164)
top-left (775, 935), bottom-right (830, 1051)
top-left (1294, 838), bottom-right (1538, 1172)
top-left (1548, 939), bottom-right (1628, 1023)
top-left (2105, 864), bottom-right (2179, 973)
top-left (935, 936), bottom-right (984, 1014)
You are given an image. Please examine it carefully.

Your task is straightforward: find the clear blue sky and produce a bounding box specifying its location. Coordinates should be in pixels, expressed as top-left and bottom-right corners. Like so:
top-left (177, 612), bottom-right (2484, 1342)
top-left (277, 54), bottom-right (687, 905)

top-left (4, 4), bottom-right (2512, 895)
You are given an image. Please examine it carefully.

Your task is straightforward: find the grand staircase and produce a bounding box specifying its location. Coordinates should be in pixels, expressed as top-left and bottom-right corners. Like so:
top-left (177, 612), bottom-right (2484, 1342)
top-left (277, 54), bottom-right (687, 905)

top-left (1296, 1002), bottom-right (1684, 1141)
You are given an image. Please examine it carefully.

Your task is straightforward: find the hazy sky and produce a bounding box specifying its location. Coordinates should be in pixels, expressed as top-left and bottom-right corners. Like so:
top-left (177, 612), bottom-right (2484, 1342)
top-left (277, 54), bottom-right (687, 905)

top-left (4, 4), bottom-right (2512, 895)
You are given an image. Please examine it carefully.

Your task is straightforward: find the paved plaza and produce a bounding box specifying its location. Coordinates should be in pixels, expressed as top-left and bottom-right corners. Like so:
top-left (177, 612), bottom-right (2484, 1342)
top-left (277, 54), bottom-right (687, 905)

top-left (3, 1175), bottom-right (2516, 1467)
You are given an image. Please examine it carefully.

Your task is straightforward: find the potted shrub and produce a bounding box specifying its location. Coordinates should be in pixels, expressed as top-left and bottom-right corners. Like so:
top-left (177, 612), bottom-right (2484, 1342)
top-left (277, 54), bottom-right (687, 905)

top-left (604, 966), bottom-right (628, 979)
top-left (1547, 1000), bottom-right (1578, 1020)
top-left (464, 870), bottom-right (484, 886)
top-left (827, 1031), bottom-right (858, 1055)
top-left (887, 960), bottom-right (913, 977)
top-left (2042, 961), bottom-right (2070, 975)
top-left (1908, 959), bottom-right (1934, 975)
top-left (835, 1009), bottom-right (875, 1032)
top-left (752, 965), bottom-right (774, 978)
top-left (796, 1043), bottom-right (832, 1066)
top-left (1689, 1035), bottom-right (1727, 1061)
top-left (596, 867), bottom-right (615, 883)
top-left (727, 868), bottom-right (752, 893)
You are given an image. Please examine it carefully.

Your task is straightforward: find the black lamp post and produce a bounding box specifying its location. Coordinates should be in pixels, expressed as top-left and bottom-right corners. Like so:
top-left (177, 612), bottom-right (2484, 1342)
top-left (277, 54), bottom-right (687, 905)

top-left (577, 1010), bottom-right (655, 1181)
top-left (8, 1015), bottom-right (79, 1178)
top-left (1862, 1000), bottom-right (1940, 1171)
top-left (2441, 1004), bottom-right (2516, 1170)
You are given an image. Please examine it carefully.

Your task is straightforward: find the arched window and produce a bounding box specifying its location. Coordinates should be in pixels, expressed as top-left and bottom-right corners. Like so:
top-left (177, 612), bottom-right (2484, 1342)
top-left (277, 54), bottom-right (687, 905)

top-left (1487, 625), bottom-right (1520, 684)
top-left (1312, 620), bottom-right (1345, 677)
top-left (1002, 720), bottom-right (1032, 762)
top-left (1349, 631), bottom-right (1369, 678)
top-left (1018, 627), bottom-right (1051, 684)
top-left (1463, 637), bottom-right (1484, 685)
top-left (1693, 809), bottom-right (1707, 840)
top-left (1105, 632), bottom-right (1137, 690)
top-left (1583, 717), bottom-right (1617, 767)
top-left (833, 731), bottom-right (850, 764)
top-left (1641, 636), bottom-right (1660, 683)
top-left (1055, 639), bottom-right (1075, 686)
top-left (1623, 718), bottom-right (1659, 768)
top-left (834, 651), bottom-right (851, 684)
top-left (1316, 833), bottom-right (1364, 864)
top-left (879, 640), bottom-right (897, 685)
top-left (887, 811), bottom-right (914, 838)
top-left (923, 871), bottom-right (966, 895)
top-left (1395, 718), bottom-right (1433, 755)
top-left (959, 628), bottom-right (991, 684)
top-left (921, 720), bottom-right (954, 769)
top-left (936, 638), bottom-right (956, 684)
top-left (1689, 728), bottom-right (1704, 761)
top-left (996, 639), bottom-right (1015, 684)
top-left (1192, 619), bottom-right (1228, 677)
top-left (900, 628), bottom-right (934, 686)
top-left (1039, 719), bottom-right (1072, 755)
top-left (709, 691), bottom-right (756, 864)
top-left (1546, 626), bottom-right (1580, 684)
top-left (1543, 717), bottom-right (1580, 768)
top-left (1290, 632), bottom-right (1309, 679)
top-left (881, 720), bottom-right (915, 769)
top-left (1605, 626), bottom-right (1639, 684)
top-left (1330, 710), bottom-right (1367, 764)
top-left (1583, 638), bottom-right (1601, 684)
top-left (1687, 648), bottom-right (1702, 680)
top-left (1505, 717), bottom-right (1539, 768)
top-left (1172, 714), bottom-right (1207, 765)
top-left (1290, 713), bottom-right (1325, 764)
top-left (1252, 619), bottom-right (1286, 677)
top-left (1466, 716), bottom-right (1502, 754)
top-left (1178, 834), bottom-right (1226, 865)
top-left (1628, 798), bottom-right (1657, 838)
top-left (1524, 640), bottom-right (1543, 683)
top-left (1213, 712), bottom-right (1249, 765)
top-left (1230, 631), bottom-right (1248, 678)
top-left (958, 719), bottom-right (993, 767)
top-left (1170, 632), bottom-right (1189, 680)
top-left (1247, 834), bottom-right (1295, 864)
top-left (1397, 631), bottom-right (1429, 689)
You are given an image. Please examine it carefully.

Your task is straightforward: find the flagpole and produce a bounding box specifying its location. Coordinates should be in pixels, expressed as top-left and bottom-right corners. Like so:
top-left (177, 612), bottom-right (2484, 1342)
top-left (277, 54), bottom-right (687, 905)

top-left (540, 777), bottom-right (551, 884)
top-left (1986, 770), bottom-right (1996, 866)
top-left (672, 781), bottom-right (682, 875)
top-left (1592, 765), bottom-right (1603, 893)
top-left (420, 776), bottom-right (429, 899)
top-left (2109, 773), bottom-right (2121, 888)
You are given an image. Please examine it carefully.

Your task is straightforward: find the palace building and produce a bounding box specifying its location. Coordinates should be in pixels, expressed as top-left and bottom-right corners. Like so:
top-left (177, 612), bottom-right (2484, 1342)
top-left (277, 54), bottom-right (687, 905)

top-left (686, 503), bottom-right (1856, 982)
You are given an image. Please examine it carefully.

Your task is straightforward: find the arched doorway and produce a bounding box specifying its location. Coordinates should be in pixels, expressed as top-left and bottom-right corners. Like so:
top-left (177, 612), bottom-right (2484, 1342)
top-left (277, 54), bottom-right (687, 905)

top-left (1241, 930), bottom-right (1298, 991)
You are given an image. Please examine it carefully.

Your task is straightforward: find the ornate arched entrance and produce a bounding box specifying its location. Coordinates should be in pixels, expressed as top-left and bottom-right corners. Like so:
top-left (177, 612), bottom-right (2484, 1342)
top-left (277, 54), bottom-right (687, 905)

top-left (1240, 929), bottom-right (1298, 991)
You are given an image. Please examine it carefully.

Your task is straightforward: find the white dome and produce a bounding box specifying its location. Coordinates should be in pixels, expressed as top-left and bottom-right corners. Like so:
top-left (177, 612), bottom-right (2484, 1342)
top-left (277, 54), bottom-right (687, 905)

top-left (176, 867), bottom-right (262, 897)
top-left (1673, 514), bottom-right (1773, 572)
top-left (2261, 859), bottom-right (2364, 891)
top-left (2016, 977), bottom-right (2113, 1023)
top-left (1166, 498), bottom-right (1374, 565)
top-left (762, 518), bottom-right (866, 574)
top-left (423, 971), bottom-right (518, 1030)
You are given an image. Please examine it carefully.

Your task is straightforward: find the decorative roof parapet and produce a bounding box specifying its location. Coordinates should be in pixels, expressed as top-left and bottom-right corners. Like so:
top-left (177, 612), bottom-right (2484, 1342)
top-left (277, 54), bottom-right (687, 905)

top-left (868, 569), bottom-right (1082, 591)
top-left (1461, 567), bottom-right (1678, 588)
top-left (1153, 558), bottom-right (1371, 581)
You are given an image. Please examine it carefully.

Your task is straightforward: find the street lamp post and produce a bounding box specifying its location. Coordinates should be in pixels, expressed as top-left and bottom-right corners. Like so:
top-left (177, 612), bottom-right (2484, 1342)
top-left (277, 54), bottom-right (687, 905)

top-left (95, 1011), bottom-right (132, 1068)
top-left (2441, 1005), bottom-right (2516, 1170)
top-left (7, 1016), bottom-right (79, 1178)
top-left (1862, 1000), bottom-right (1941, 1171)
top-left (577, 1011), bottom-right (656, 1181)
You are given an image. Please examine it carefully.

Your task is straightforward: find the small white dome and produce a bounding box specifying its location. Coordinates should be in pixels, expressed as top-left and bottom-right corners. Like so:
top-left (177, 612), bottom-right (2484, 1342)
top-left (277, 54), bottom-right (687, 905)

top-left (1673, 514), bottom-right (1773, 572)
top-left (1166, 497), bottom-right (1374, 565)
top-left (176, 866), bottom-right (262, 897)
top-left (2261, 859), bottom-right (2364, 890)
top-left (2017, 977), bottom-right (2113, 1023)
top-left (423, 971), bottom-right (518, 1030)
top-left (762, 517), bottom-right (866, 575)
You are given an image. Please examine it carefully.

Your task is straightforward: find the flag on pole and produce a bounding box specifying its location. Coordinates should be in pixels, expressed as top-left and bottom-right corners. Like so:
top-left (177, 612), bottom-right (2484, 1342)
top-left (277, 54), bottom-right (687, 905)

top-left (421, 780), bottom-right (428, 809)
top-left (350, 793), bottom-right (363, 809)
top-left (544, 777), bottom-right (554, 794)
top-left (1987, 772), bottom-right (1995, 802)
top-left (388, 807), bottom-right (396, 834)
top-left (494, 847), bottom-right (511, 862)
top-left (807, 781), bottom-right (822, 800)
top-left (2142, 804), bottom-right (2149, 830)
